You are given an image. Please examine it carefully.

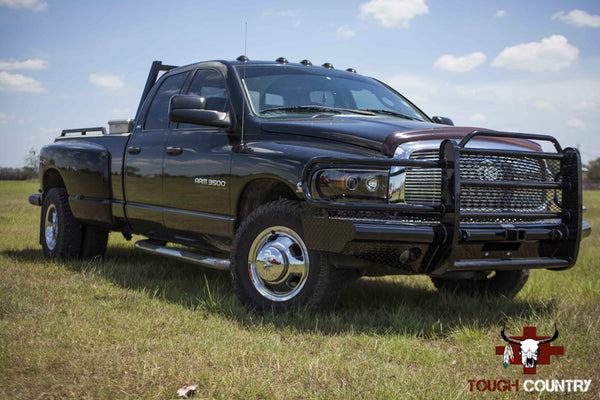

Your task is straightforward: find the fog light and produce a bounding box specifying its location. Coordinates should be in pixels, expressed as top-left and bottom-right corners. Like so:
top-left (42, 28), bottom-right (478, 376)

top-left (399, 248), bottom-right (421, 264)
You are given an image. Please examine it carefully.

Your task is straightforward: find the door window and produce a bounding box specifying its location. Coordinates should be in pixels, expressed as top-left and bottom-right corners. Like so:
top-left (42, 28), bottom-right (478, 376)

top-left (177, 69), bottom-right (228, 130)
top-left (144, 72), bottom-right (188, 131)
top-left (187, 69), bottom-right (228, 112)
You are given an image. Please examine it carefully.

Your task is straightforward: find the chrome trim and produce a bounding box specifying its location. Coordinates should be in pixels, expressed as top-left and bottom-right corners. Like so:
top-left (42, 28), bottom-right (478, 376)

top-left (134, 240), bottom-right (230, 270)
top-left (582, 220), bottom-right (592, 238)
top-left (389, 139), bottom-right (557, 212)
top-left (388, 166), bottom-right (407, 203)
top-left (44, 204), bottom-right (58, 251)
top-left (29, 194), bottom-right (41, 206)
top-left (248, 226), bottom-right (309, 302)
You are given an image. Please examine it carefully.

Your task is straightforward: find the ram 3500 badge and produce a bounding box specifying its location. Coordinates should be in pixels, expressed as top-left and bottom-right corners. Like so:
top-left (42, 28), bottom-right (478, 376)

top-left (29, 57), bottom-right (591, 311)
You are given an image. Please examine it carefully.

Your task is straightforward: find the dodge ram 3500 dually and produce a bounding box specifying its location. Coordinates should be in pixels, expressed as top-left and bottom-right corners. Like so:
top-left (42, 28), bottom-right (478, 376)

top-left (29, 57), bottom-right (591, 311)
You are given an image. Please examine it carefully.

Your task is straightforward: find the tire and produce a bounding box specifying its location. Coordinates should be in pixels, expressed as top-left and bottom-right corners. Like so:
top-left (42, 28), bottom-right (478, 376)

top-left (230, 200), bottom-right (344, 312)
top-left (41, 188), bottom-right (108, 259)
top-left (41, 188), bottom-right (82, 259)
top-left (430, 270), bottom-right (529, 298)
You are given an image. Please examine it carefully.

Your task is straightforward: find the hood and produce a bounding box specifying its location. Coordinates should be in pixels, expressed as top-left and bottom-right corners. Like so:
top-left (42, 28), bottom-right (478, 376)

top-left (259, 116), bottom-right (540, 156)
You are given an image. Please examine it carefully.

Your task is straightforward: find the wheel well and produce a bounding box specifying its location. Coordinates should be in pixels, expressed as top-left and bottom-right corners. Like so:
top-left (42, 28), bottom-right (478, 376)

top-left (43, 169), bottom-right (65, 193)
top-left (236, 179), bottom-right (299, 228)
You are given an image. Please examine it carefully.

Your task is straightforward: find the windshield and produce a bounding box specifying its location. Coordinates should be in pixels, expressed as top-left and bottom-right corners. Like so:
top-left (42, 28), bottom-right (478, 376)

top-left (234, 65), bottom-right (428, 121)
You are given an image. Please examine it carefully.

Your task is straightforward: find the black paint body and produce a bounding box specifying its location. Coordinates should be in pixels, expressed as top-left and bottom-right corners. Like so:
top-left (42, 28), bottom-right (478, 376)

top-left (35, 59), bottom-right (589, 276)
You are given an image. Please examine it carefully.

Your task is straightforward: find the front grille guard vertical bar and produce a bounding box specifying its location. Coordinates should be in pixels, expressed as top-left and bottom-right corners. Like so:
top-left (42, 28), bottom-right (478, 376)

top-left (426, 140), bottom-right (460, 274)
top-left (554, 148), bottom-right (582, 269)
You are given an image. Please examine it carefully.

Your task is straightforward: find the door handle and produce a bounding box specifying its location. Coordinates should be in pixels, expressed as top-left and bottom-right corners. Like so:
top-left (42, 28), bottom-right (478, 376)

top-left (166, 146), bottom-right (183, 156)
top-left (127, 146), bottom-right (141, 155)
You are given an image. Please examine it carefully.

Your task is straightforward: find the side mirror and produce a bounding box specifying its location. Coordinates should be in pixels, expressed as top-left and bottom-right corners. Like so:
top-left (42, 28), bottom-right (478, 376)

top-left (169, 95), bottom-right (231, 129)
top-left (432, 116), bottom-right (454, 126)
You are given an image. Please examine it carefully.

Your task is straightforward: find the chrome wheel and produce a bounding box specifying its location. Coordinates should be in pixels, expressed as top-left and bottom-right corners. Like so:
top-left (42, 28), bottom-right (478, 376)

top-left (44, 204), bottom-right (58, 251)
top-left (248, 226), bottom-right (309, 302)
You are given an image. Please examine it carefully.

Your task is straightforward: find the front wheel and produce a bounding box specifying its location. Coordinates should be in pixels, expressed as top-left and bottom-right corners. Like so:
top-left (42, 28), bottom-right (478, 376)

top-left (230, 200), bottom-right (344, 312)
top-left (430, 270), bottom-right (529, 298)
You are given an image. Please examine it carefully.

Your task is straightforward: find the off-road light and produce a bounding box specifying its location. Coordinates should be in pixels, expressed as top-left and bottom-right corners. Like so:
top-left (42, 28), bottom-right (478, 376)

top-left (345, 175), bottom-right (359, 191)
top-left (365, 176), bottom-right (379, 192)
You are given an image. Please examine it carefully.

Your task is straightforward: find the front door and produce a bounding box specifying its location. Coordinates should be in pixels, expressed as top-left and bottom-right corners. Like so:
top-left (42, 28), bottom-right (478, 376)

top-left (162, 69), bottom-right (234, 242)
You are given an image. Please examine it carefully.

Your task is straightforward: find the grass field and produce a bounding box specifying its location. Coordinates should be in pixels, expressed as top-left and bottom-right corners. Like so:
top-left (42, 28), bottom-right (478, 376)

top-left (1, 181), bottom-right (598, 399)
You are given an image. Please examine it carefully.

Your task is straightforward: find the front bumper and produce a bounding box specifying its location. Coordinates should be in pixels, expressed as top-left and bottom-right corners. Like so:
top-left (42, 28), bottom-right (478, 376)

top-left (301, 131), bottom-right (590, 276)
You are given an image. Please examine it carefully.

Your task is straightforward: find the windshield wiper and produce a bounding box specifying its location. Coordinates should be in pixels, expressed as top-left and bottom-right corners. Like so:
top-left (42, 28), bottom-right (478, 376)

top-left (260, 105), bottom-right (376, 116)
top-left (360, 109), bottom-right (422, 121)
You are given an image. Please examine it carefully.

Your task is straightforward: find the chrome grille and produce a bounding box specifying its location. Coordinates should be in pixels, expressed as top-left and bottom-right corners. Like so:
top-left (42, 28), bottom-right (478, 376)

top-left (405, 150), bottom-right (441, 205)
top-left (406, 149), bottom-right (562, 215)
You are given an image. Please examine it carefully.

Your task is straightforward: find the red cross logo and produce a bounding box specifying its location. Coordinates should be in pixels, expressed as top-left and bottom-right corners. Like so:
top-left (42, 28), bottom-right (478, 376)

top-left (495, 326), bottom-right (564, 374)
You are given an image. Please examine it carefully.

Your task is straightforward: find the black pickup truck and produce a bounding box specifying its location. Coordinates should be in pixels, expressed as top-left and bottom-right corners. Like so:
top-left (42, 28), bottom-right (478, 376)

top-left (29, 57), bottom-right (591, 311)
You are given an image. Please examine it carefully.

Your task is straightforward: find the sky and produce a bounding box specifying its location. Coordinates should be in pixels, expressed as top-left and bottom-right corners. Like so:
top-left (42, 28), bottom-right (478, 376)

top-left (0, 0), bottom-right (599, 167)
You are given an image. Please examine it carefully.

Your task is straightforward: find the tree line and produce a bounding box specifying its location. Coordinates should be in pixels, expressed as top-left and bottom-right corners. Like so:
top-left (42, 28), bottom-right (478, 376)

top-left (0, 148), bottom-right (39, 180)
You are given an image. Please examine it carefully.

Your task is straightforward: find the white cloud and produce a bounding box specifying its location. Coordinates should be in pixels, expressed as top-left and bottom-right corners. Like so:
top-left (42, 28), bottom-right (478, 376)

top-left (552, 10), bottom-right (600, 28)
top-left (386, 74), bottom-right (438, 103)
top-left (0, 71), bottom-right (45, 93)
top-left (381, 71), bottom-right (600, 161)
top-left (567, 118), bottom-right (586, 129)
top-left (534, 100), bottom-right (556, 112)
top-left (336, 25), bottom-right (356, 38)
top-left (433, 52), bottom-right (486, 72)
top-left (0, 113), bottom-right (15, 124)
top-left (0, 58), bottom-right (48, 71)
top-left (491, 35), bottom-right (578, 72)
top-left (468, 113), bottom-right (486, 124)
top-left (359, 0), bottom-right (428, 28)
top-left (572, 101), bottom-right (597, 111)
top-left (495, 10), bottom-right (507, 18)
top-left (89, 73), bottom-right (124, 90)
top-left (0, 0), bottom-right (47, 11)
top-left (262, 9), bottom-right (299, 18)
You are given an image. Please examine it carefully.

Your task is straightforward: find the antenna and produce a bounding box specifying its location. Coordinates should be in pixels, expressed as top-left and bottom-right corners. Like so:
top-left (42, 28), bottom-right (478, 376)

top-left (237, 22), bottom-right (252, 154)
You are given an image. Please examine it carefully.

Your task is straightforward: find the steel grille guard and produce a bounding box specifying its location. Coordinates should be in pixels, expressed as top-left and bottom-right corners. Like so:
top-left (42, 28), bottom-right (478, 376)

top-left (301, 130), bottom-right (589, 276)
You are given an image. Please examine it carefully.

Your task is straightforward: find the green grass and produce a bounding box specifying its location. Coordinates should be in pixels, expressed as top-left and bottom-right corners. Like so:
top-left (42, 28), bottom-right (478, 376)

top-left (1, 181), bottom-right (599, 399)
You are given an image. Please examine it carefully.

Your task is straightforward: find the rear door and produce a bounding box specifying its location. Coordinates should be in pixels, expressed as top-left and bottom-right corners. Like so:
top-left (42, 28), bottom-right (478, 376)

top-left (162, 68), bottom-right (234, 240)
top-left (124, 71), bottom-right (189, 235)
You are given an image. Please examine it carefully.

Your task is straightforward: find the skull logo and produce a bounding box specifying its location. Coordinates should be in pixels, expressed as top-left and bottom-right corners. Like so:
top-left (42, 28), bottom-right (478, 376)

top-left (501, 325), bottom-right (559, 368)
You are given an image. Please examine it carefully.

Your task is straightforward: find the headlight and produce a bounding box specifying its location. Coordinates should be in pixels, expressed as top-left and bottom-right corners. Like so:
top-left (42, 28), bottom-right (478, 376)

top-left (311, 169), bottom-right (389, 202)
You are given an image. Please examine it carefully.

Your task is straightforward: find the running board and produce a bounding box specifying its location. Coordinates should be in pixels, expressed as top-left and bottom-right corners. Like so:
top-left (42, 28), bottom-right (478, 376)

top-left (134, 240), bottom-right (230, 271)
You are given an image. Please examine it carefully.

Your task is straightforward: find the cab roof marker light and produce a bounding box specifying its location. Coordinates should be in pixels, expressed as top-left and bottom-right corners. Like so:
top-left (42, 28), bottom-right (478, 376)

top-left (276, 57), bottom-right (288, 64)
top-left (300, 59), bottom-right (312, 66)
top-left (346, 68), bottom-right (357, 73)
top-left (236, 55), bottom-right (249, 62)
top-left (322, 63), bottom-right (334, 69)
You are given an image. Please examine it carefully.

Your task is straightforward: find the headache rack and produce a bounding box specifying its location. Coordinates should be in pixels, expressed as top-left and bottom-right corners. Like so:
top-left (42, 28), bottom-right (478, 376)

top-left (302, 130), bottom-right (585, 276)
top-left (61, 127), bottom-right (107, 136)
